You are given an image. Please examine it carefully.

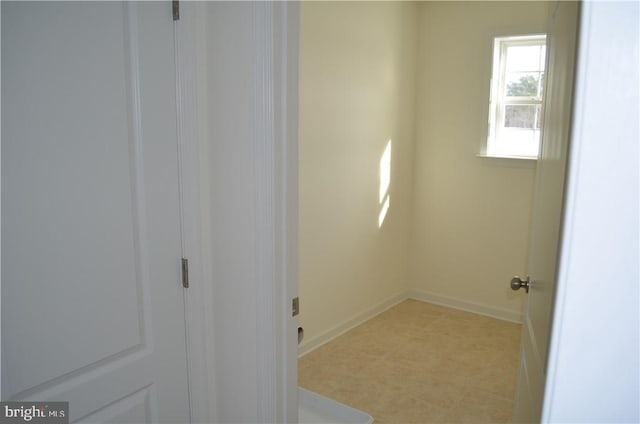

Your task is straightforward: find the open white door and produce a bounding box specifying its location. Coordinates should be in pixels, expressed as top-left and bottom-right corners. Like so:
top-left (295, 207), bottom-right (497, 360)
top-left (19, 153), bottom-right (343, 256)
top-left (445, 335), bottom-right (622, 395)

top-left (512, 1), bottom-right (580, 422)
top-left (543, 1), bottom-right (639, 420)
top-left (2, 2), bottom-right (190, 422)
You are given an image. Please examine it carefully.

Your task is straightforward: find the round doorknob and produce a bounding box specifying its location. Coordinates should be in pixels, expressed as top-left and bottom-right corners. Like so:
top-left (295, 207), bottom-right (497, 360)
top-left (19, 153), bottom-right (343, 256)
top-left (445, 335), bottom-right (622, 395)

top-left (511, 275), bottom-right (530, 293)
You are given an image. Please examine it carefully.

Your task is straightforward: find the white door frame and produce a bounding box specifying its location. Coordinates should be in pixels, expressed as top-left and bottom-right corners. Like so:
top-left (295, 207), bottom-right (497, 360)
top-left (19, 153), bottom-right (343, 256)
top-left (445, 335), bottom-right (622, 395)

top-left (175, 2), bottom-right (299, 422)
top-left (265, 2), bottom-right (300, 421)
top-left (172, 4), bottom-right (213, 422)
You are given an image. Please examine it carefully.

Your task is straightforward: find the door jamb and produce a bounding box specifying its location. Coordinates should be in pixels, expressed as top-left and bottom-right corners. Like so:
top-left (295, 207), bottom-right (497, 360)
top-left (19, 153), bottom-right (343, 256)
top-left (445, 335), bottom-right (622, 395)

top-left (173, 2), bottom-right (299, 422)
top-left (173, 3), bottom-right (214, 422)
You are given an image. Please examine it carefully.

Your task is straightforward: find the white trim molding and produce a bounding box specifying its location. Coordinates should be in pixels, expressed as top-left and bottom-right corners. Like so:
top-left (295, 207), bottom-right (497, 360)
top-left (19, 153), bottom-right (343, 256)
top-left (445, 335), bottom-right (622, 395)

top-left (253, 2), bottom-right (278, 422)
top-left (299, 289), bottom-right (524, 358)
top-left (407, 289), bottom-right (523, 323)
top-left (173, 3), bottom-right (213, 422)
top-left (272, 1), bottom-right (300, 422)
top-left (298, 292), bottom-right (407, 357)
top-left (253, 2), bottom-right (299, 423)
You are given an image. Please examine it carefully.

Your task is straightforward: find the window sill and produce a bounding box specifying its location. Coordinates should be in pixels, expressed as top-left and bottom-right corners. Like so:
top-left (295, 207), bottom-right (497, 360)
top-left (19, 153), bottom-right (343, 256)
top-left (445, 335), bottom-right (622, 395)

top-left (476, 154), bottom-right (537, 169)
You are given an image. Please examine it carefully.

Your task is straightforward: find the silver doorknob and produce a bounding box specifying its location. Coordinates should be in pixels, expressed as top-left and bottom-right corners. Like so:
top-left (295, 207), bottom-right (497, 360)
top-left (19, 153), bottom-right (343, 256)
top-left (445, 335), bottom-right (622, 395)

top-left (511, 275), bottom-right (530, 293)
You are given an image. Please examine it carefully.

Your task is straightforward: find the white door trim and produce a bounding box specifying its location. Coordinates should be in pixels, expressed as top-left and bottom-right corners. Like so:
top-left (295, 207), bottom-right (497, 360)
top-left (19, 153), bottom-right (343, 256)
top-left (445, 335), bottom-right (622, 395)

top-left (173, 2), bottom-right (299, 422)
top-left (252, 2), bottom-right (300, 422)
top-left (272, 2), bottom-right (300, 421)
top-left (173, 3), bottom-right (213, 422)
top-left (252, 2), bottom-right (279, 421)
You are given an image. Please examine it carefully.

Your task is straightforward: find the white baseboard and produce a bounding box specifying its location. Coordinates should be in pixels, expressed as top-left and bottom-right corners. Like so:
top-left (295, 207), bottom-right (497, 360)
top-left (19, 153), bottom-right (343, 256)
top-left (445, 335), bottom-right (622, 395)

top-left (407, 289), bottom-right (523, 324)
top-left (297, 289), bottom-right (522, 358)
top-left (297, 291), bottom-right (407, 357)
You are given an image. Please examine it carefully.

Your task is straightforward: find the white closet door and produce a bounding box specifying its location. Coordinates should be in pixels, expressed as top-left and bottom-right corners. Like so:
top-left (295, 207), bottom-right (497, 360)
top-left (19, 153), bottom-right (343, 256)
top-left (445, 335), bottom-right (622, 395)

top-left (2, 2), bottom-right (190, 422)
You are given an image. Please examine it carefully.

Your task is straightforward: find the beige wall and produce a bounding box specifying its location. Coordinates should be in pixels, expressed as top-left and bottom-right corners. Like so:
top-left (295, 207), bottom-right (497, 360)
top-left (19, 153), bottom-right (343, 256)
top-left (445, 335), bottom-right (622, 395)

top-left (410, 2), bottom-right (549, 318)
top-left (298, 1), bottom-right (418, 349)
top-left (299, 1), bottom-right (551, 349)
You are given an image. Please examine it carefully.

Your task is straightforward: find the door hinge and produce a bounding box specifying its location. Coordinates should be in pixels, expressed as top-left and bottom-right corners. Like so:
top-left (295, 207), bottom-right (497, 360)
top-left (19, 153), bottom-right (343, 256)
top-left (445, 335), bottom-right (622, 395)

top-left (292, 297), bottom-right (299, 317)
top-left (181, 257), bottom-right (189, 288)
top-left (172, 0), bottom-right (180, 21)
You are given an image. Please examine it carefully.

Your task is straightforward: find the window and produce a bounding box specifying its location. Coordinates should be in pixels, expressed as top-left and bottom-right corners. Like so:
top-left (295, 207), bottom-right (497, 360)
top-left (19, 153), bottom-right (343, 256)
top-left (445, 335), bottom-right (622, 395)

top-left (486, 34), bottom-right (547, 159)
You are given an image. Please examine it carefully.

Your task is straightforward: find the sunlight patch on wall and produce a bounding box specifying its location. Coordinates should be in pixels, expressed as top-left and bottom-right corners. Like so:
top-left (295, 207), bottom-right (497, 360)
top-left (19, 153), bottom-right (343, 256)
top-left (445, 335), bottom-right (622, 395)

top-left (378, 195), bottom-right (390, 228)
top-left (378, 140), bottom-right (392, 227)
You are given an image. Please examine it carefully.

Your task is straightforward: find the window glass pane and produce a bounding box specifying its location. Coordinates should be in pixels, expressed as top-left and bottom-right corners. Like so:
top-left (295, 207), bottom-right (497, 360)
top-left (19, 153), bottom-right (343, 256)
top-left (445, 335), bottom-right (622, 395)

top-left (505, 72), bottom-right (544, 97)
top-left (504, 104), bottom-right (538, 129)
top-left (505, 45), bottom-right (544, 72)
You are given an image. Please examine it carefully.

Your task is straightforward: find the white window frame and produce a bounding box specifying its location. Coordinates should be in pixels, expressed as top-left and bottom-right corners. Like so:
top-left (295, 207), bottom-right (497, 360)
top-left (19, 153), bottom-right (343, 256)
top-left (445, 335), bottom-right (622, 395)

top-left (485, 34), bottom-right (547, 160)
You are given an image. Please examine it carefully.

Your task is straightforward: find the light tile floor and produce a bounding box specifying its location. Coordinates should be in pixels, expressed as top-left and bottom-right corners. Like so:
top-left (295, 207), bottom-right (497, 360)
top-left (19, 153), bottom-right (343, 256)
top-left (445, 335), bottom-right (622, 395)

top-left (299, 300), bottom-right (522, 423)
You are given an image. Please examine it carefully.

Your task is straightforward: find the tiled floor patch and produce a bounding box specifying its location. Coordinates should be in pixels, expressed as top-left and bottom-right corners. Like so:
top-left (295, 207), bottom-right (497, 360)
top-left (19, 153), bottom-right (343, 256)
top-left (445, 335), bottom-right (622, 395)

top-left (299, 300), bottom-right (522, 423)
